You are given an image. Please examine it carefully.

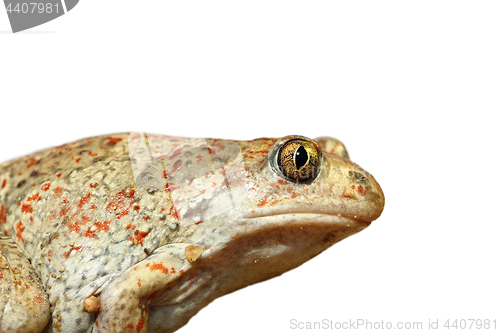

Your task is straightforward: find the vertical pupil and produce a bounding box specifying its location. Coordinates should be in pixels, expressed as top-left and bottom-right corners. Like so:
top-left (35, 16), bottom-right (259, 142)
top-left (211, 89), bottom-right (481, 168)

top-left (295, 146), bottom-right (308, 170)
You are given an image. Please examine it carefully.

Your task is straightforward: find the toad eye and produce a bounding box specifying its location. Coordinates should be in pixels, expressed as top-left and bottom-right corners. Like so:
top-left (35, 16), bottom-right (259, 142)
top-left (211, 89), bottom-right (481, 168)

top-left (270, 136), bottom-right (322, 183)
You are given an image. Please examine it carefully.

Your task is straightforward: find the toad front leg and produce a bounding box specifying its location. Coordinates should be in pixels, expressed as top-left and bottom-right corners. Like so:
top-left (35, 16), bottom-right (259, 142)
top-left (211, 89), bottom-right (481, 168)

top-left (0, 236), bottom-right (50, 333)
top-left (95, 244), bottom-right (195, 333)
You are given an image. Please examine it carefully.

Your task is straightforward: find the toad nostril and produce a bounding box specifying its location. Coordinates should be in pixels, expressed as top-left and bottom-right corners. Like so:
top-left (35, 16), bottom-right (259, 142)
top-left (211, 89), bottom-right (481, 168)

top-left (348, 171), bottom-right (367, 182)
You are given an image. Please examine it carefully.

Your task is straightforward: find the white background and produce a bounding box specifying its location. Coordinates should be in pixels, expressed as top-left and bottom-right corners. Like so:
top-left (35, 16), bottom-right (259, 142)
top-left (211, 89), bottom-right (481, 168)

top-left (1, 1), bottom-right (499, 332)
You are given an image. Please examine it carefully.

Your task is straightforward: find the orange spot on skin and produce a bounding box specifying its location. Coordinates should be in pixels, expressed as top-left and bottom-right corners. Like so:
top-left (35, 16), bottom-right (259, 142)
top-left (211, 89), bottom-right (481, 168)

top-left (166, 183), bottom-right (180, 191)
top-left (356, 185), bottom-right (367, 196)
top-left (0, 205), bottom-right (7, 224)
top-left (126, 223), bottom-right (136, 230)
top-left (143, 216), bottom-right (149, 221)
top-left (41, 183), bottom-right (51, 191)
top-left (53, 187), bottom-right (63, 198)
top-left (169, 205), bottom-right (179, 220)
top-left (33, 293), bottom-right (45, 305)
top-left (211, 141), bottom-right (226, 150)
top-left (147, 290), bottom-right (159, 300)
top-left (94, 220), bottom-right (112, 232)
top-left (107, 137), bottom-right (123, 145)
top-left (127, 324), bottom-right (134, 329)
top-left (117, 210), bottom-right (130, 219)
top-left (78, 193), bottom-right (92, 208)
top-left (137, 282), bottom-right (142, 288)
top-left (146, 262), bottom-right (169, 274)
top-left (26, 157), bottom-right (38, 168)
top-left (168, 149), bottom-right (182, 160)
top-left (129, 230), bottom-right (148, 245)
top-left (106, 189), bottom-right (135, 219)
top-left (68, 216), bottom-right (90, 232)
top-left (64, 246), bottom-right (82, 259)
top-left (15, 221), bottom-right (25, 242)
top-left (68, 221), bottom-right (83, 232)
top-left (172, 160), bottom-right (182, 172)
top-left (106, 191), bottom-right (127, 212)
top-left (1, 179), bottom-right (6, 189)
top-left (84, 228), bottom-right (96, 238)
top-left (21, 203), bottom-right (33, 214)
top-left (59, 206), bottom-right (70, 216)
top-left (179, 270), bottom-right (184, 274)
top-left (257, 198), bottom-right (267, 207)
top-left (134, 205), bottom-right (140, 211)
top-left (75, 158), bottom-right (81, 163)
top-left (56, 173), bottom-right (62, 178)
top-left (342, 186), bottom-right (356, 198)
top-left (62, 197), bottom-right (69, 204)
top-left (27, 193), bottom-right (42, 202)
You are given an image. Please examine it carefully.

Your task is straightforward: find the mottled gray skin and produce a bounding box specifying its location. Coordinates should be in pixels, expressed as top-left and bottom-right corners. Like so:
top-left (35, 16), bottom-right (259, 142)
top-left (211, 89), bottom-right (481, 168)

top-left (0, 133), bottom-right (384, 333)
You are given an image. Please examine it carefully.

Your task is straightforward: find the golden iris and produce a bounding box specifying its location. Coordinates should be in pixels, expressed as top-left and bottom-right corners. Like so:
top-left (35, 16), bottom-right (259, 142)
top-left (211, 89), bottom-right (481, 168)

top-left (277, 139), bottom-right (321, 182)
